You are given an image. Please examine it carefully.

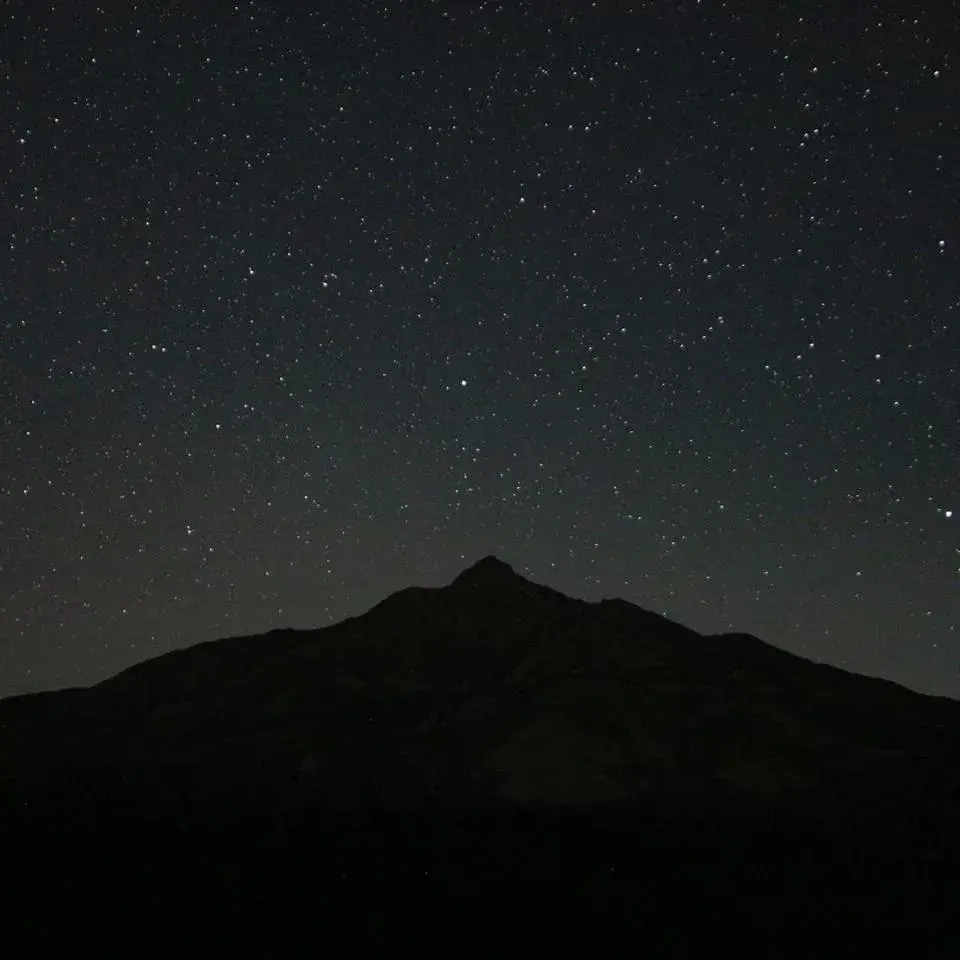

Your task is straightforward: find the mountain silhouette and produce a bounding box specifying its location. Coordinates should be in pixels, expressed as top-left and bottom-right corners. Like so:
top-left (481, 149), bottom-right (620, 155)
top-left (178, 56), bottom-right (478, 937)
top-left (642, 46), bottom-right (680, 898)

top-left (1, 556), bottom-right (956, 947)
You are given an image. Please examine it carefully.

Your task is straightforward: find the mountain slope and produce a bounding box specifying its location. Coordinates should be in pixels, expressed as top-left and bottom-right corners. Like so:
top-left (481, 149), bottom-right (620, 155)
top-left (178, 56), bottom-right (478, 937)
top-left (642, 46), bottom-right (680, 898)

top-left (1, 555), bottom-right (956, 817)
top-left (1, 556), bottom-right (957, 945)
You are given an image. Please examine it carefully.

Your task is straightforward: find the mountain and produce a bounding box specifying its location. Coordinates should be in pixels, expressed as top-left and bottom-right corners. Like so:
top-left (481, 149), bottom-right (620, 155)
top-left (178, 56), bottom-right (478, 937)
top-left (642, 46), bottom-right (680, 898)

top-left (1, 556), bottom-right (957, 948)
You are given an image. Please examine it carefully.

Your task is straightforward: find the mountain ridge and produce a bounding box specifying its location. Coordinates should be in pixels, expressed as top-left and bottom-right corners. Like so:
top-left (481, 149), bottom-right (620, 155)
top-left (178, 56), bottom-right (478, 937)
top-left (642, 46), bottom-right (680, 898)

top-left (1, 555), bottom-right (956, 943)
top-left (1, 556), bottom-right (954, 806)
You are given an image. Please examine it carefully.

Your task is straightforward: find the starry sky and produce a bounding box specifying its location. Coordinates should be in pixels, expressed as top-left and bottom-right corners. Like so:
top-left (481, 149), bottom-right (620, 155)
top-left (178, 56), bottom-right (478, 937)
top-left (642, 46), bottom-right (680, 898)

top-left (2, 1), bottom-right (957, 701)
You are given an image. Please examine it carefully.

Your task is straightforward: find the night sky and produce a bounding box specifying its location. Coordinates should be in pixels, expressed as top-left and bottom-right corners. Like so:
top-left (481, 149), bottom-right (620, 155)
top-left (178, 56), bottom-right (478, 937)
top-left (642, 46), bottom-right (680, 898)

top-left (2, 1), bottom-right (957, 701)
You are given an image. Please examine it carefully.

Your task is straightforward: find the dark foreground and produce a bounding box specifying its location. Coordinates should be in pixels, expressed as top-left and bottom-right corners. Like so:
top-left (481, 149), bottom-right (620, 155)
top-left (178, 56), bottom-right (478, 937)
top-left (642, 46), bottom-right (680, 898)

top-left (3, 795), bottom-right (956, 954)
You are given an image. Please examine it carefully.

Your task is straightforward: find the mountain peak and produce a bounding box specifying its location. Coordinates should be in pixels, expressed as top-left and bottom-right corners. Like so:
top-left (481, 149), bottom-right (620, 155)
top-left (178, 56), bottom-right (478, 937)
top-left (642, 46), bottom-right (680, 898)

top-left (451, 555), bottom-right (519, 585)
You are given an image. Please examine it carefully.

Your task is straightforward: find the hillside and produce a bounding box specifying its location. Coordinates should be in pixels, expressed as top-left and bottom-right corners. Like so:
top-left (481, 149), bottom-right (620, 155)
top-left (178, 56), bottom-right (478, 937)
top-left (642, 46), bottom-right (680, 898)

top-left (1, 556), bottom-right (956, 948)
